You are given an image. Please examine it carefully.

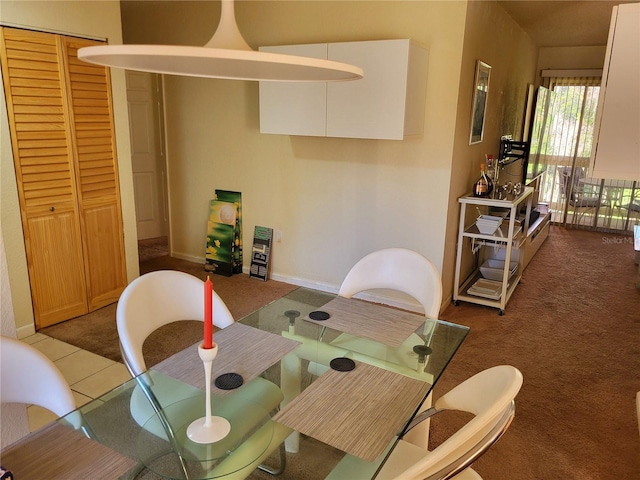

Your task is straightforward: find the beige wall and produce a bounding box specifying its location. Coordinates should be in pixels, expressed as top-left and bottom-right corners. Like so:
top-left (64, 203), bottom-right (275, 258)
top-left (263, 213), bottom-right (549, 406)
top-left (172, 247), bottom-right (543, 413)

top-left (536, 46), bottom-right (607, 84)
top-left (0, 0), bottom-right (540, 330)
top-left (443, 0), bottom-right (538, 302)
top-left (123, 0), bottom-right (469, 309)
top-left (0, 1), bottom-right (138, 337)
top-left (121, 0), bottom-right (538, 310)
top-left (0, 227), bottom-right (29, 447)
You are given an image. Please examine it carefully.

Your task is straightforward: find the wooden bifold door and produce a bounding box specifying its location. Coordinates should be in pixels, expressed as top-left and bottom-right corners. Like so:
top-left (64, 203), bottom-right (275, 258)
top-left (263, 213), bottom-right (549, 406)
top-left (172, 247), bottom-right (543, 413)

top-left (1, 27), bottom-right (126, 329)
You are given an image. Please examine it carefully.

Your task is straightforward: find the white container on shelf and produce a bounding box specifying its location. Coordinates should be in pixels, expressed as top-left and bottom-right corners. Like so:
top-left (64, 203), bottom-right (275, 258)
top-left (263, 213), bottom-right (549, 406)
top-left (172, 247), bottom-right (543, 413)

top-left (480, 259), bottom-right (518, 281)
top-left (475, 215), bottom-right (503, 235)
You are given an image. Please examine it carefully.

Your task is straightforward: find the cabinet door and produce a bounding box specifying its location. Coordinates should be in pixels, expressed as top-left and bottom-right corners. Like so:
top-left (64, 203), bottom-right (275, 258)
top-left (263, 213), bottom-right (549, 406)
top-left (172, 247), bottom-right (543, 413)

top-left (62, 36), bottom-right (127, 311)
top-left (25, 206), bottom-right (88, 327)
top-left (0, 27), bottom-right (88, 327)
top-left (327, 40), bottom-right (410, 140)
top-left (259, 43), bottom-right (328, 136)
top-left (258, 39), bottom-right (427, 140)
top-left (591, 3), bottom-right (640, 181)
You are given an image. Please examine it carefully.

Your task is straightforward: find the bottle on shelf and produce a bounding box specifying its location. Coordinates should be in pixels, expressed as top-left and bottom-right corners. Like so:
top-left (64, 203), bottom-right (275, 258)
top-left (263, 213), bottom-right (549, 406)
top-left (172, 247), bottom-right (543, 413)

top-left (473, 163), bottom-right (494, 197)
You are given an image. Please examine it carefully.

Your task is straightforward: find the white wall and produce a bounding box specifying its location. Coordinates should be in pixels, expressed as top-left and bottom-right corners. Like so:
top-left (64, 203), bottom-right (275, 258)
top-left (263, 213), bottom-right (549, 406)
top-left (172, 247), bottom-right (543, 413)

top-left (122, 0), bottom-right (537, 309)
top-left (0, 0), bottom-right (545, 329)
top-left (443, 0), bottom-right (538, 298)
top-left (537, 46), bottom-right (607, 78)
top-left (122, 0), bottom-right (468, 309)
top-left (0, 227), bottom-right (29, 448)
top-left (0, 1), bottom-right (138, 336)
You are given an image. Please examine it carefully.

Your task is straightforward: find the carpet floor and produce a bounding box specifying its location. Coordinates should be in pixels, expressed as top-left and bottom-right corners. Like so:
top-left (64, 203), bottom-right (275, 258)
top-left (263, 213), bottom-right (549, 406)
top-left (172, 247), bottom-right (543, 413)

top-left (42, 227), bottom-right (640, 479)
top-left (41, 255), bottom-right (298, 367)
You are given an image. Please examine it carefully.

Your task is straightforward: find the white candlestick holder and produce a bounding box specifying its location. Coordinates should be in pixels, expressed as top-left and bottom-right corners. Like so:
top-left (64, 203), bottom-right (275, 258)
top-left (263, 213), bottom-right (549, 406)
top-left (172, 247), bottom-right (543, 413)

top-left (186, 343), bottom-right (231, 444)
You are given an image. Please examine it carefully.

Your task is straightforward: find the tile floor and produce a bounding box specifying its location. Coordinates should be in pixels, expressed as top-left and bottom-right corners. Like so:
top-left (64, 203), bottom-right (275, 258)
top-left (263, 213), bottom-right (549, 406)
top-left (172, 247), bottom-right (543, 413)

top-left (20, 332), bottom-right (132, 432)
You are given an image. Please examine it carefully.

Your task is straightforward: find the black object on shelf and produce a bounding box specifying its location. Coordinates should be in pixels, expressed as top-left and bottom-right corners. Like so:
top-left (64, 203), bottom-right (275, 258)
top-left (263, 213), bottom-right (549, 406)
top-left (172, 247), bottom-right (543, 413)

top-left (499, 138), bottom-right (530, 167)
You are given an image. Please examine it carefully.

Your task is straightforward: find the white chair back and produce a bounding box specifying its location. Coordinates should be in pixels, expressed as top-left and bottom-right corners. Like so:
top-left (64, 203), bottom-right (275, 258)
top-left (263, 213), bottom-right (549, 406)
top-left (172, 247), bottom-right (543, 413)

top-left (0, 336), bottom-right (76, 418)
top-left (395, 365), bottom-right (523, 480)
top-left (116, 270), bottom-right (234, 375)
top-left (339, 248), bottom-right (442, 317)
top-left (116, 271), bottom-right (288, 478)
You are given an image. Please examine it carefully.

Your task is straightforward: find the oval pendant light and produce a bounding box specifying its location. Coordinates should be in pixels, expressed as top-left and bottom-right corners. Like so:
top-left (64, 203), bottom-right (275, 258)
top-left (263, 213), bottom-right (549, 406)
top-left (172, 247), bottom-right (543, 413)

top-left (78, 0), bottom-right (363, 82)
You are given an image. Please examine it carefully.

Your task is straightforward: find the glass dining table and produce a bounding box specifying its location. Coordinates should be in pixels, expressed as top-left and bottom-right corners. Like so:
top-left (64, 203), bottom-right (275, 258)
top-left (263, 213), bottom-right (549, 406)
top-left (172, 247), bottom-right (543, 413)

top-left (9, 287), bottom-right (469, 479)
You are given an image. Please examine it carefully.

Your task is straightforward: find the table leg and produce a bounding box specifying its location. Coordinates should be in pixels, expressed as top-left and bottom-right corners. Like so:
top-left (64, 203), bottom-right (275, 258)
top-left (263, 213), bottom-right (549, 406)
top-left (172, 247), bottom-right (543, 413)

top-left (280, 352), bottom-right (301, 453)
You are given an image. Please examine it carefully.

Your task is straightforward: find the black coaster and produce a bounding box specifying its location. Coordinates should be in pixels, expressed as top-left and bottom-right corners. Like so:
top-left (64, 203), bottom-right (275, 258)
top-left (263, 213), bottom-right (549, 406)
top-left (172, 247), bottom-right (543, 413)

top-left (309, 310), bottom-right (330, 321)
top-left (214, 372), bottom-right (244, 390)
top-left (330, 357), bottom-right (355, 372)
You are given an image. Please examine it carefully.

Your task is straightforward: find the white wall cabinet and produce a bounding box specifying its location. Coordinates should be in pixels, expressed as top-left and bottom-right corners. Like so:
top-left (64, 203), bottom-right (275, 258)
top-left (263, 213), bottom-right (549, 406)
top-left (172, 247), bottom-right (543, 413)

top-left (590, 3), bottom-right (640, 181)
top-left (259, 39), bottom-right (428, 140)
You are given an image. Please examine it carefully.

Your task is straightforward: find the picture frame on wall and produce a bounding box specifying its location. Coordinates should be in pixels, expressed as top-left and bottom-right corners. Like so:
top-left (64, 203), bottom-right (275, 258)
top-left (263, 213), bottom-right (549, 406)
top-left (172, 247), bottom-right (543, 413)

top-left (469, 60), bottom-right (491, 144)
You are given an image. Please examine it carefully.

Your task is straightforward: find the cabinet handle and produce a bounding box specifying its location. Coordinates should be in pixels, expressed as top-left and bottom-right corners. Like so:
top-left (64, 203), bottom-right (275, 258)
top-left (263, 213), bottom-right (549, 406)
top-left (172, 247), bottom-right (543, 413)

top-left (49, 206), bottom-right (55, 212)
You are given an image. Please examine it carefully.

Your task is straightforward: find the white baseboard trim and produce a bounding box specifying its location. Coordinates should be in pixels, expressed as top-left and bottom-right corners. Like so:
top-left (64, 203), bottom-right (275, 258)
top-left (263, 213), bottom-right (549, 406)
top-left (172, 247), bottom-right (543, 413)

top-left (17, 324), bottom-right (36, 339)
top-left (168, 254), bottom-right (433, 316)
top-left (267, 270), bottom-right (340, 295)
top-left (251, 267), bottom-right (424, 315)
top-left (171, 251), bottom-right (206, 264)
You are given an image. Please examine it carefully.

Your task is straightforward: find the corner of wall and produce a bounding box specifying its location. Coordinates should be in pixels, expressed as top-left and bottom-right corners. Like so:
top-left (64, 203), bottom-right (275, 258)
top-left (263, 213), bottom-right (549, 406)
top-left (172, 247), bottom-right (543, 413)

top-left (0, 227), bottom-right (30, 447)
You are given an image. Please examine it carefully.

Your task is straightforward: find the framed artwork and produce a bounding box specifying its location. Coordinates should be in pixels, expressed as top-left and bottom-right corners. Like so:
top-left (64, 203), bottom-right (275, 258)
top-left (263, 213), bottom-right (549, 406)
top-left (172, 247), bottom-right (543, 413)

top-left (469, 60), bottom-right (491, 144)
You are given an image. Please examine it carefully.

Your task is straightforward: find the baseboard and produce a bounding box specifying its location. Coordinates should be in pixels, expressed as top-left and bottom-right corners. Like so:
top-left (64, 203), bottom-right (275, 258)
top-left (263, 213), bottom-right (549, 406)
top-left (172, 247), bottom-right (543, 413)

top-left (170, 253), bottom-right (428, 315)
top-left (251, 267), bottom-right (424, 315)
top-left (265, 270), bottom-right (339, 295)
top-left (171, 251), bottom-right (206, 264)
top-left (16, 324), bottom-right (36, 339)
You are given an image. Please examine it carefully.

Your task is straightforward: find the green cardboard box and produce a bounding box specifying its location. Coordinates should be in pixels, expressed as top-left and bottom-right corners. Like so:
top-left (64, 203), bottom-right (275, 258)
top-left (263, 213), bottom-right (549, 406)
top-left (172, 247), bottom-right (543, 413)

top-left (215, 190), bottom-right (243, 274)
top-left (205, 200), bottom-right (236, 276)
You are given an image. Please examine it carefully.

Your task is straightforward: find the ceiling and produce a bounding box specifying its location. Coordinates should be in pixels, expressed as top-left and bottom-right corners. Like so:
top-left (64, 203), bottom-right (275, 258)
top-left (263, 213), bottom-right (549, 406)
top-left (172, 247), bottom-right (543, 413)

top-left (497, 0), bottom-right (637, 47)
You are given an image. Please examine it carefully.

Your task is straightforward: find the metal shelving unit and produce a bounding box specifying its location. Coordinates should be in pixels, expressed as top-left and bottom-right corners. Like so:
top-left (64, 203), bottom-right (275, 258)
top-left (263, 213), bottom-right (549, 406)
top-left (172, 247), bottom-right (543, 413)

top-left (453, 187), bottom-right (534, 315)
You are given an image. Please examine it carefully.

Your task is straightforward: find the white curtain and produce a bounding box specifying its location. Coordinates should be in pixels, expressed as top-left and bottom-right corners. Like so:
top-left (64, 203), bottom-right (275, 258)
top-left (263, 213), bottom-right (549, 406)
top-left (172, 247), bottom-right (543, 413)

top-left (538, 75), bottom-right (638, 232)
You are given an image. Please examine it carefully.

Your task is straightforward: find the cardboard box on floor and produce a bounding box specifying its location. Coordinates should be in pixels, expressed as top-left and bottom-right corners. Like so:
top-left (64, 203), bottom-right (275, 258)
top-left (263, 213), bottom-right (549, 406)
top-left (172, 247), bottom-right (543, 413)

top-left (205, 190), bottom-right (242, 277)
top-left (249, 226), bottom-right (273, 281)
top-left (215, 190), bottom-right (243, 274)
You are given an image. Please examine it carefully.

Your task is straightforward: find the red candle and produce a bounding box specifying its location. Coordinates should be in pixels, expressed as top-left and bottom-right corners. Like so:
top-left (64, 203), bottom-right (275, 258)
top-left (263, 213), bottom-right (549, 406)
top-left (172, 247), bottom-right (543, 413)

top-left (204, 276), bottom-right (213, 348)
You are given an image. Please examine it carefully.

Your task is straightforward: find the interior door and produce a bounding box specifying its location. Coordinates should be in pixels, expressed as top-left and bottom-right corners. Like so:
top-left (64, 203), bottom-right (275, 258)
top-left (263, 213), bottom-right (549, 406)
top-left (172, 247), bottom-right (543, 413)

top-left (62, 36), bottom-right (127, 311)
top-left (0, 27), bottom-right (89, 328)
top-left (126, 71), bottom-right (168, 240)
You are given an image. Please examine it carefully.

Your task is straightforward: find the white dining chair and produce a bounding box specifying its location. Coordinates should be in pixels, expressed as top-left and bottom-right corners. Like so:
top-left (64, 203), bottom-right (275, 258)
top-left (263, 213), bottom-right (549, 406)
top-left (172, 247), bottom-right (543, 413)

top-left (116, 270), bottom-right (288, 478)
top-left (309, 247), bottom-right (443, 447)
top-left (116, 270), bottom-right (234, 376)
top-left (326, 365), bottom-right (523, 480)
top-left (339, 247), bottom-right (443, 317)
top-left (0, 336), bottom-right (84, 431)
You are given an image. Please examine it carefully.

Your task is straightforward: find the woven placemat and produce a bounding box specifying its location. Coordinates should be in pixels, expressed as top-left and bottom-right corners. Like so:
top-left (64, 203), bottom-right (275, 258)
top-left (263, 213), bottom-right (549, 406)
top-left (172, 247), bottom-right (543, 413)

top-left (304, 296), bottom-right (425, 348)
top-left (274, 360), bottom-right (430, 461)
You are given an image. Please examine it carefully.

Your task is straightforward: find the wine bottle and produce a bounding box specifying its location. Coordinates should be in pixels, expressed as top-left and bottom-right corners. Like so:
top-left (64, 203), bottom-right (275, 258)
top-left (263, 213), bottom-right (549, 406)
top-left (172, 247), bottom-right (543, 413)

top-left (473, 163), bottom-right (493, 197)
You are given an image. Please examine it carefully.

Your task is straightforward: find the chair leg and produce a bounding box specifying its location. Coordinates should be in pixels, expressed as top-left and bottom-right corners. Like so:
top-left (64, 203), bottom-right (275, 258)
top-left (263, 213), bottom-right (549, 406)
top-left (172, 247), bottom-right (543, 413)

top-left (133, 372), bottom-right (192, 479)
top-left (258, 442), bottom-right (287, 475)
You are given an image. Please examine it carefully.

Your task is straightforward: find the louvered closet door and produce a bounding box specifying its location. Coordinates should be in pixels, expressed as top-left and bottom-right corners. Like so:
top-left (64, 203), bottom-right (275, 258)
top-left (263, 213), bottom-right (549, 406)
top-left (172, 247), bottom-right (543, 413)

top-left (0, 28), bottom-right (88, 327)
top-left (62, 36), bottom-right (126, 311)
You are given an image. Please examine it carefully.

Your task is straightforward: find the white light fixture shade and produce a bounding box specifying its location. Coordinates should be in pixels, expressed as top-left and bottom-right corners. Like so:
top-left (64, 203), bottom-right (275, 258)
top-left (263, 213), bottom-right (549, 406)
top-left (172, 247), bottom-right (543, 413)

top-left (78, 0), bottom-right (363, 82)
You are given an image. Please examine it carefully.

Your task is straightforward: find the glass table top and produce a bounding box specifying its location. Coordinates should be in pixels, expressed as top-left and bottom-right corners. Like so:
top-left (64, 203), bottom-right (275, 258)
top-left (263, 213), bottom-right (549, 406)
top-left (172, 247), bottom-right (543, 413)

top-left (58, 286), bottom-right (469, 479)
top-left (136, 390), bottom-right (273, 479)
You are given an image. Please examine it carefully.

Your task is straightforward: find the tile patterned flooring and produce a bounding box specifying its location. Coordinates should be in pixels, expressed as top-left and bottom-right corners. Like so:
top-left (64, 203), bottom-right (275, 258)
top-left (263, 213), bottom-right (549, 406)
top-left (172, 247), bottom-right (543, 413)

top-left (20, 332), bottom-right (132, 432)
